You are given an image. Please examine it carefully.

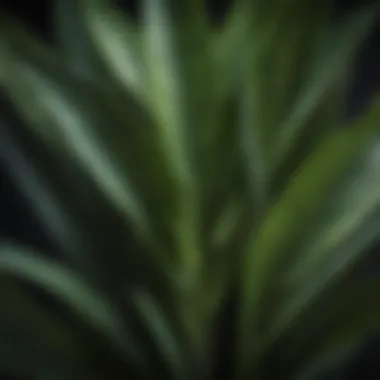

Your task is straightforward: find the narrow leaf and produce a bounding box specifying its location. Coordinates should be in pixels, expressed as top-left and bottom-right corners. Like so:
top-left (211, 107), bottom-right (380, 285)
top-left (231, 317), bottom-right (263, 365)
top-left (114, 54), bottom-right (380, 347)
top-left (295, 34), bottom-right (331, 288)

top-left (0, 243), bottom-right (143, 364)
top-left (0, 279), bottom-right (87, 371)
top-left (271, 4), bottom-right (378, 171)
top-left (131, 291), bottom-right (189, 379)
top-left (260, 276), bottom-right (380, 379)
top-left (0, 125), bottom-right (94, 273)
top-left (79, 0), bottom-right (144, 97)
top-left (140, 0), bottom-right (212, 296)
top-left (54, 0), bottom-right (108, 80)
top-left (238, 107), bottom-right (379, 372)
top-left (0, 43), bottom-right (153, 245)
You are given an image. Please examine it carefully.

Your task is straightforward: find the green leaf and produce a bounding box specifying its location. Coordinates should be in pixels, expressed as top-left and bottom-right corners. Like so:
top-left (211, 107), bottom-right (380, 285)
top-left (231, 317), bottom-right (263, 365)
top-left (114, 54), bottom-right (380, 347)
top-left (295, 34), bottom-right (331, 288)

top-left (262, 2), bottom-right (333, 132)
top-left (0, 279), bottom-right (88, 377)
top-left (131, 291), bottom-right (189, 380)
top-left (220, 1), bottom-right (271, 209)
top-left (140, 0), bottom-right (214, 297)
top-left (0, 39), bottom-right (155, 246)
top-left (270, 210), bottom-right (380, 347)
top-left (0, 126), bottom-right (95, 274)
top-left (0, 17), bottom-right (179, 297)
top-left (78, 0), bottom-right (144, 97)
top-left (263, 138), bottom-right (380, 349)
top-left (0, 243), bottom-right (144, 365)
top-left (231, 1), bottom-right (335, 207)
top-left (239, 54), bottom-right (270, 208)
top-left (0, 13), bottom-right (60, 67)
top-left (54, 0), bottom-right (108, 80)
top-left (0, 113), bottom-right (175, 293)
top-left (141, 0), bottom-right (201, 184)
top-left (213, 0), bottom-right (251, 98)
top-left (271, 4), bottom-right (379, 171)
top-left (285, 139), bottom-right (380, 288)
top-left (238, 100), bottom-right (380, 373)
top-left (259, 276), bottom-right (380, 379)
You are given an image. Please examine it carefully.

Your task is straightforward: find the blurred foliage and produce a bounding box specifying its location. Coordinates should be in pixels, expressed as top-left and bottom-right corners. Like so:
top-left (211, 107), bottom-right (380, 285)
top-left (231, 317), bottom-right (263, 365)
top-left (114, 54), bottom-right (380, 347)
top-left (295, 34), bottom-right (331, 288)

top-left (0, 0), bottom-right (379, 379)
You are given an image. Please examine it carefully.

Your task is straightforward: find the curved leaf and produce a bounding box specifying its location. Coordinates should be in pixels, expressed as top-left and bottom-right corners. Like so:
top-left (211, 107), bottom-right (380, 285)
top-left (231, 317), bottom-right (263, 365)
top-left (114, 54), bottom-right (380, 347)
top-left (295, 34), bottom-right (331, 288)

top-left (0, 13), bottom-right (61, 72)
top-left (0, 14), bottom-right (188, 275)
top-left (140, 0), bottom-right (215, 318)
top-left (0, 279), bottom-right (88, 377)
top-left (79, 0), bottom-right (144, 97)
top-left (259, 276), bottom-right (380, 379)
top-left (0, 124), bottom-right (94, 273)
top-left (271, 4), bottom-right (379, 171)
top-left (267, 137), bottom-right (380, 341)
top-left (238, 99), bottom-right (380, 373)
top-left (131, 291), bottom-right (190, 380)
top-left (0, 243), bottom-right (144, 365)
top-left (0, 37), bottom-right (158, 248)
top-left (54, 0), bottom-right (109, 80)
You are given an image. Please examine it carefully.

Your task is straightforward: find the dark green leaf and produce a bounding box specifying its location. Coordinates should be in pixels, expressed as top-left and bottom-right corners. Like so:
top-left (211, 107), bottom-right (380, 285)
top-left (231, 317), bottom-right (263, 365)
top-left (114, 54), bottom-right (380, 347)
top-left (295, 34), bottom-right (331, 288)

top-left (54, 0), bottom-right (109, 80)
top-left (238, 99), bottom-right (380, 374)
top-left (78, 0), bottom-right (144, 96)
top-left (259, 276), bottom-right (380, 379)
top-left (0, 243), bottom-right (144, 364)
top-left (271, 4), bottom-right (379, 171)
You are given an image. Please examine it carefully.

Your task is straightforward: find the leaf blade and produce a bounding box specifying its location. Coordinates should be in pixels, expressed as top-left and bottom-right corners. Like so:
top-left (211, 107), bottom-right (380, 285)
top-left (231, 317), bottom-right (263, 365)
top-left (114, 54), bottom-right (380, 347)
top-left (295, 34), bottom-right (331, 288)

top-left (238, 100), bottom-right (380, 373)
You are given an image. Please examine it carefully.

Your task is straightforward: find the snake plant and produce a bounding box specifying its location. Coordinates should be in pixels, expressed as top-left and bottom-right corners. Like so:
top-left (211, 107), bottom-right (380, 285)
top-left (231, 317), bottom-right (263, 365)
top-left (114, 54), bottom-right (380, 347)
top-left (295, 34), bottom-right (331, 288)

top-left (0, 0), bottom-right (379, 379)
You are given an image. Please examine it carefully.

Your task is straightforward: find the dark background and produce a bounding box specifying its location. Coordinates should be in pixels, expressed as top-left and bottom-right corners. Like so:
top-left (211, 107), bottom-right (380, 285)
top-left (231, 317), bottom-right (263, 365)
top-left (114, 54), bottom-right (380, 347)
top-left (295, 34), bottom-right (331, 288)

top-left (0, 0), bottom-right (379, 379)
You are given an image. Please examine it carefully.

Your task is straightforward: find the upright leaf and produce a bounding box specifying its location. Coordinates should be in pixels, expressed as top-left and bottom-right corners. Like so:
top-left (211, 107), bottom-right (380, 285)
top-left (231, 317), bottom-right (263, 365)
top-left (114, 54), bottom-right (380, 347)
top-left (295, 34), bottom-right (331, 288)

top-left (269, 131), bottom-right (380, 342)
top-left (79, 0), bottom-right (144, 97)
top-left (54, 0), bottom-right (109, 80)
top-left (140, 0), bottom-right (213, 302)
top-left (238, 101), bottom-right (380, 375)
top-left (271, 5), bottom-right (379, 171)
